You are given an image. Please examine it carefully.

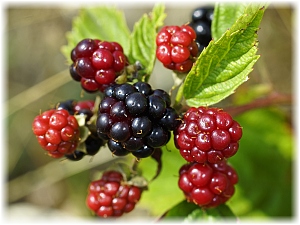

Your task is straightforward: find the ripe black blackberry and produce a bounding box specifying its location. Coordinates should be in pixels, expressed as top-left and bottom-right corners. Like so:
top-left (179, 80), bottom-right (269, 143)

top-left (188, 6), bottom-right (214, 53)
top-left (96, 82), bottom-right (181, 158)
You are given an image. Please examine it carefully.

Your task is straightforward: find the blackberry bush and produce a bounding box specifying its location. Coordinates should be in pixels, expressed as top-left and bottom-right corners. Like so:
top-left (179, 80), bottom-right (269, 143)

top-left (28, 2), bottom-right (276, 221)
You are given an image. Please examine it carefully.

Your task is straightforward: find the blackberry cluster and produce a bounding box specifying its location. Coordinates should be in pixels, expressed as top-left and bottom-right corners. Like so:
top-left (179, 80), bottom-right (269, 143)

top-left (175, 106), bottom-right (242, 208)
top-left (178, 160), bottom-right (238, 208)
top-left (32, 108), bottom-right (80, 158)
top-left (55, 99), bottom-right (105, 161)
top-left (96, 81), bottom-right (180, 158)
top-left (156, 25), bottom-right (199, 73)
top-left (69, 38), bottom-right (128, 93)
top-left (188, 6), bottom-right (214, 53)
top-left (86, 170), bottom-right (143, 218)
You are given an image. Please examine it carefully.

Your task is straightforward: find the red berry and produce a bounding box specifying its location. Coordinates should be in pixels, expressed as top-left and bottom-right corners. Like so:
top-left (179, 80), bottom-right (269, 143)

top-left (81, 78), bottom-right (100, 93)
top-left (187, 163), bottom-right (213, 187)
top-left (70, 39), bottom-right (128, 93)
top-left (95, 69), bottom-right (116, 85)
top-left (113, 51), bottom-right (127, 72)
top-left (178, 161), bottom-right (238, 208)
top-left (156, 25), bottom-right (198, 73)
top-left (73, 38), bottom-right (98, 58)
top-left (74, 100), bottom-right (95, 112)
top-left (170, 31), bottom-right (192, 47)
top-left (156, 29), bottom-right (172, 45)
top-left (175, 106), bottom-right (243, 164)
top-left (175, 59), bottom-right (194, 73)
top-left (191, 187), bottom-right (214, 206)
top-left (171, 45), bottom-right (190, 63)
top-left (156, 43), bottom-right (172, 65)
top-left (32, 109), bottom-right (80, 158)
top-left (86, 170), bottom-right (143, 218)
top-left (92, 49), bottom-right (114, 70)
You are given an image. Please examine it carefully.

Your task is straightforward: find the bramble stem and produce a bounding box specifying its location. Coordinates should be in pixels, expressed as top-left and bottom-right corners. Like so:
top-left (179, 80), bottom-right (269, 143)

top-left (173, 84), bottom-right (184, 111)
top-left (224, 92), bottom-right (292, 117)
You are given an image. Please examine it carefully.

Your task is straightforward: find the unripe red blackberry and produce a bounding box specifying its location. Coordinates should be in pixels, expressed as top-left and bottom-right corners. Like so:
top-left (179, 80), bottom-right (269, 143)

top-left (156, 25), bottom-right (198, 73)
top-left (55, 99), bottom-right (105, 161)
top-left (86, 170), bottom-right (143, 218)
top-left (174, 106), bottom-right (242, 164)
top-left (69, 38), bottom-right (129, 93)
top-left (178, 160), bottom-right (238, 208)
top-left (32, 109), bottom-right (80, 158)
top-left (96, 82), bottom-right (180, 158)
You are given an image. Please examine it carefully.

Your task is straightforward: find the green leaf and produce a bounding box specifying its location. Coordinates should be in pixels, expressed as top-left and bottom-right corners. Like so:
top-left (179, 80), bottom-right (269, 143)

top-left (162, 200), bottom-right (199, 218)
top-left (185, 204), bottom-right (237, 222)
top-left (212, 2), bottom-right (248, 40)
top-left (128, 4), bottom-right (166, 79)
top-left (162, 200), bottom-right (237, 221)
top-left (61, 6), bottom-right (131, 65)
top-left (183, 3), bottom-right (266, 107)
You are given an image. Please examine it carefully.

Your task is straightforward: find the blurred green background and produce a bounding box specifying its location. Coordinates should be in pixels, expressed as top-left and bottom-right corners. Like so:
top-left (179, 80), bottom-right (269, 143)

top-left (4, 1), bottom-right (295, 223)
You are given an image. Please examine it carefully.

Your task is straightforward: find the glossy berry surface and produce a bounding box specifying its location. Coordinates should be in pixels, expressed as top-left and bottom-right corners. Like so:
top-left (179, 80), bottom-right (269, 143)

top-left (178, 160), bottom-right (238, 208)
top-left (188, 6), bottom-right (214, 53)
top-left (86, 170), bottom-right (142, 218)
top-left (69, 38), bottom-right (128, 93)
top-left (32, 109), bottom-right (80, 158)
top-left (174, 106), bottom-right (242, 164)
top-left (96, 82), bottom-right (180, 158)
top-left (156, 25), bottom-right (198, 73)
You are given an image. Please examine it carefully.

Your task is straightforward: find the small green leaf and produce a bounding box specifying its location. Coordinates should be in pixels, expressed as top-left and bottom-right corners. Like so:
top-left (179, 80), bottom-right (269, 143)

top-left (184, 204), bottom-right (237, 222)
top-left (61, 6), bottom-right (131, 65)
top-left (78, 125), bottom-right (90, 145)
top-left (74, 114), bottom-right (87, 127)
top-left (162, 200), bottom-right (237, 221)
top-left (183, 3), bottom-right (266, 107)
top-left (162, 200), bottom-right (199, 218)
top-left (213, 204), bottom-right (237, 218)
top-left (128, 4), bottom-right (166, 79)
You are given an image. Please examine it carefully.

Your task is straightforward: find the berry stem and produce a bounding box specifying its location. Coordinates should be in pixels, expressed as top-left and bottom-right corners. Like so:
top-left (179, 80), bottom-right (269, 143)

top-left (131, 157), bottom-right (140, 173)
top-left (173, 84), bottom-right (185, 111)
top-left (224, 91), bottom-right (292, 117)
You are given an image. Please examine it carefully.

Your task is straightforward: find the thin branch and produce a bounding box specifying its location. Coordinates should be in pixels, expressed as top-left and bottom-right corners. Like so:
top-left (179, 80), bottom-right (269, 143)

top-left (224, 92), bottom-right (292, 117)
top-left (6, 69), bottom-right (71, 118)
top-left (7, 148), bottom-right (124, 203)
